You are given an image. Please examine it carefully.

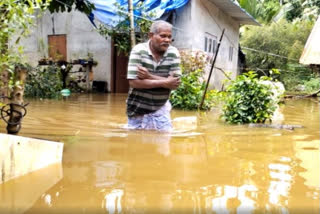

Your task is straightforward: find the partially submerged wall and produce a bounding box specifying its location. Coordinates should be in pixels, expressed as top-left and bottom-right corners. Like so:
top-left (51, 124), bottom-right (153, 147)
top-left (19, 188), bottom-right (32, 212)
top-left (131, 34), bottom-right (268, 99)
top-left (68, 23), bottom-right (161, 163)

top-left (19, 10), bottom-right (112, 91)
top-left (174, 0), bottom-right (240, 90)
top-left (0, 133), bottom-right (63, 184)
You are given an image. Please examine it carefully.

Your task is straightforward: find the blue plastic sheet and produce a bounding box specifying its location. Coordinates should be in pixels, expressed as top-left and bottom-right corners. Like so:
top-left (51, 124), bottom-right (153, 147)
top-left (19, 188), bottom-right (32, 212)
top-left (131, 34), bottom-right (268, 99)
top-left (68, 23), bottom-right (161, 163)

top-left (88, 0), bottom-right (189, 27)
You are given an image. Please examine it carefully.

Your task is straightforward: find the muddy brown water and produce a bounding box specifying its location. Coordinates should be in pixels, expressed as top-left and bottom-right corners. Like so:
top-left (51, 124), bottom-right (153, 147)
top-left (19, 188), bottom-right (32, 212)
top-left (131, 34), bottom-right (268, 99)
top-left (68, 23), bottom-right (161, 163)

top-left (0, 94), bottom-right (319, 214)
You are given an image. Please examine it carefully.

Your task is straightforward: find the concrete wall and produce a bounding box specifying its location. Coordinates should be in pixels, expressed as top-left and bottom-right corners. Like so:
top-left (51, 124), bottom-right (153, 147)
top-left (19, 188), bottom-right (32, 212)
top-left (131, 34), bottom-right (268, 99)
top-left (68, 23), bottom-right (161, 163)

top-left (174, 0), bottom-right (240, 89)
top-left (0, 133), bottom-right (63, 184)
top-left (20, 0), bottom-right (241, 91)
top-left (172, 1), bottom-right (193, 49)
top-left (20, 10), bottom-right (112, 90)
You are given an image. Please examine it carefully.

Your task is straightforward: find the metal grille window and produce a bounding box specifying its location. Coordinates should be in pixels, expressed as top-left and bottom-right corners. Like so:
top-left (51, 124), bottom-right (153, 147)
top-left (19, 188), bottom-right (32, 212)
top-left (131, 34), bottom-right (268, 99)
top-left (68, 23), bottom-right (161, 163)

top-left (204, 33), bottom-right (217, 54)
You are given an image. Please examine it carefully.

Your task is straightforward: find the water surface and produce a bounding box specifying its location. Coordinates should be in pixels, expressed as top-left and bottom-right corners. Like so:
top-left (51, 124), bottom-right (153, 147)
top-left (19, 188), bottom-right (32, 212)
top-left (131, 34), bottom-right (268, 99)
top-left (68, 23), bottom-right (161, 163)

top-left (0, 94), bottom-right (319, 214)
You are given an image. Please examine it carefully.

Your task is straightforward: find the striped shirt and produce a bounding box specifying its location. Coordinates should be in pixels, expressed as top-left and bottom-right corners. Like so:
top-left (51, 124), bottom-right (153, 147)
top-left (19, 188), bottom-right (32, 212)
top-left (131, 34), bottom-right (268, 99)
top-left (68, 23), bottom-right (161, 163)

top-left (126, 40), bottom-right (181, 117)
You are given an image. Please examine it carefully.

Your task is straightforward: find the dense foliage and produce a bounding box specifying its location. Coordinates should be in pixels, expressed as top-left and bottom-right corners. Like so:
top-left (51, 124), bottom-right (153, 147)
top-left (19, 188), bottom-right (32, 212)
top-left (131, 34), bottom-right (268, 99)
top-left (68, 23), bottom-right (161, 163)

top-left (222, 72), bottom-right (277, 124)
top-left (170, 51), bottom-right (218, 110)
top-left (241, 19), bottom-right (313, 70)
top-left (284, 0), bottom-right (320, 21)
top-left (0, 0), bottom-right (50, 98)
top-left (25, 65), bottom-right (63, 99)
top-left (47, 0), bottom-right (94, 15)
top-left (237, 0), bottom-right (281, 23)
top-left (236, 0), bottom-right (320, 23)
top-left (240, 19), bottom-right (320, 93)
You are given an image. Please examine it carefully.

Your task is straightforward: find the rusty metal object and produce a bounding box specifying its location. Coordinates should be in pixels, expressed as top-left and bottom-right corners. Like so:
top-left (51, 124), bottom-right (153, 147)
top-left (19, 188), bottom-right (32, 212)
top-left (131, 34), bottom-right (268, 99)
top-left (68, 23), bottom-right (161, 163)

top-left (5, 66), bottom-right (28, 135)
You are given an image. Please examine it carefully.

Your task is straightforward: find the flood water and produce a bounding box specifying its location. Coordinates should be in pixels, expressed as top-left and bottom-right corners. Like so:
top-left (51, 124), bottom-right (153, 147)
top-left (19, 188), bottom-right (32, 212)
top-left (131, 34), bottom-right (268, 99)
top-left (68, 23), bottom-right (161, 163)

top-left (0, 94), bottom-right (319, 214)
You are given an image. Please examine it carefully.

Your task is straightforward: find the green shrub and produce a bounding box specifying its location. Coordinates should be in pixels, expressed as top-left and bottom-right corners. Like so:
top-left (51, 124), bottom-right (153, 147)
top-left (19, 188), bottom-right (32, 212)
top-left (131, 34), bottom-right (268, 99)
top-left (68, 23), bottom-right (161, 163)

top-left (280, 64), bottom-right (318, 93)
top-left (25, 65), bottom-right (63, 99)
top-left (170, 51), bottom-right (218, 110)
top-left (304, 77), bottom-right (320, 93)
top-left (222, 72), bottom-right (277, 124)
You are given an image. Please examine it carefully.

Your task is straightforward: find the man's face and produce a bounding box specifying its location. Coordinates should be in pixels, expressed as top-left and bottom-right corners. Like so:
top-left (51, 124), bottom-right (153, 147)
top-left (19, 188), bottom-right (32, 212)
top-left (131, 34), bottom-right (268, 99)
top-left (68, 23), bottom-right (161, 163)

top-left (149, 25), bottom-right (172, 53)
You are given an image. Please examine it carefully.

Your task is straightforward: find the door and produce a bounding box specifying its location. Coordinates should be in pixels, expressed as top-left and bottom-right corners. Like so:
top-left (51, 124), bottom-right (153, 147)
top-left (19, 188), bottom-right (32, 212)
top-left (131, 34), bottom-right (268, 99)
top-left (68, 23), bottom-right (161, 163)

top-left (112, 45), bottom-right (129, 93)
top-left (48, 35), bottom-right (67, 61)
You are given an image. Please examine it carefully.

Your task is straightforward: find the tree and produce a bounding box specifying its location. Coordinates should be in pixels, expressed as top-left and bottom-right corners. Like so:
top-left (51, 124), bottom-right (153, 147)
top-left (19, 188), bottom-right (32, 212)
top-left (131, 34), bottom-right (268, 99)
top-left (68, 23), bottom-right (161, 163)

top-left (240, 19), bottom-right (315, 92)
top-left (241, 19), bottom-right (313, 70)
top-left (237, 0), bottom-right (319, 23)
top-left (0, 0), bottom-right (51, 134)
top-left (237, 0), bottom-right (281, 23)
top-left (0, 0), bottom-right (51, 84)
top-left (98, 2), bottom-right (154, 55)
top-left (47, 0), bottom-right (95, 15)
top-left (284, 0), bottom-right (320, 21)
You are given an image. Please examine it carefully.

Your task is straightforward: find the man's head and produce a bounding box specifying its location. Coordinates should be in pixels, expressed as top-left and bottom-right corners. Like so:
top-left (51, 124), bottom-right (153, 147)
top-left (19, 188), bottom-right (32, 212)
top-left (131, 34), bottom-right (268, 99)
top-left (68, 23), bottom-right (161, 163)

top-left (149, 20), bottom-right (173, 54)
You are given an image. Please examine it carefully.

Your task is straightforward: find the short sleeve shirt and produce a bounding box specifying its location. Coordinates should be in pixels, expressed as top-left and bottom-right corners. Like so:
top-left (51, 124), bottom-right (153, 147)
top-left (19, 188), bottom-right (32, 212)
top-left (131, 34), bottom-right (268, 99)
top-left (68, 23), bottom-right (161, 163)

top-left (126, 41), bottom-right (181, 117)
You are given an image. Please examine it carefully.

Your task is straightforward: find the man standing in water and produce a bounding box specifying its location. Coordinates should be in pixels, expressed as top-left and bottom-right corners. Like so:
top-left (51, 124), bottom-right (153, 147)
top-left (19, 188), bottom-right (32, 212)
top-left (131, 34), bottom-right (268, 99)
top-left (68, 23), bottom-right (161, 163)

top-left (126, 20), bottom-right (181, 131)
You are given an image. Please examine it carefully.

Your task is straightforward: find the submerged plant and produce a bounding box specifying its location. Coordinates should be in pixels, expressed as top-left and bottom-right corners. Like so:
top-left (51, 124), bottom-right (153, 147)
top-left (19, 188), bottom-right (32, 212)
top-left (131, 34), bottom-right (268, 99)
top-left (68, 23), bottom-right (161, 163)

top-left (222, 71), bottom-right (277, 124)
top-left (25, 65), bottom-right (63, 99)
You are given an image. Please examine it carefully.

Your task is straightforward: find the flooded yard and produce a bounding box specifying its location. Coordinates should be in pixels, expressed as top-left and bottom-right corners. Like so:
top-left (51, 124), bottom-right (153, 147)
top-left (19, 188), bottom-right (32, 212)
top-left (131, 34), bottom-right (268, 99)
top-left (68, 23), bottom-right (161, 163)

top-left (0, 94), bottom-right (319, 214)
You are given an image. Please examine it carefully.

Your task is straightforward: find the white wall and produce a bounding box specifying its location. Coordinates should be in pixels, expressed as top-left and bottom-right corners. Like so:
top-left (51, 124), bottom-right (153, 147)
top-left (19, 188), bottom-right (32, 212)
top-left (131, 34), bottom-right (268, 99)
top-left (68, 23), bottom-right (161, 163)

top-left (174, 0), bottom-right (240, 90)
top-left (172, 1), bottom-right (193, 49)
top-left (20, 10), bottom-right (112, 90)
top-left (20, 1), bottom-right (242, 91)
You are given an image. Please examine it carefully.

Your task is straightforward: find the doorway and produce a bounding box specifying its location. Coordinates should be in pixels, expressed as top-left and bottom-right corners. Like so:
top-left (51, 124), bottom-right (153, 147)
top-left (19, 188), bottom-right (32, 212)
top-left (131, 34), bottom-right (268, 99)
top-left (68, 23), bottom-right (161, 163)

top-left (111, 45), bottom-right (129, 93)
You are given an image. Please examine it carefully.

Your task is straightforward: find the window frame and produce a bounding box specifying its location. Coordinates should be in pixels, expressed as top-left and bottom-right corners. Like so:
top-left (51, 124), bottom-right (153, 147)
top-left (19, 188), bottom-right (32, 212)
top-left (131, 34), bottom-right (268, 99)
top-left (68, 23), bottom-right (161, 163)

top-left (204, 33), bottom-right (217, 55)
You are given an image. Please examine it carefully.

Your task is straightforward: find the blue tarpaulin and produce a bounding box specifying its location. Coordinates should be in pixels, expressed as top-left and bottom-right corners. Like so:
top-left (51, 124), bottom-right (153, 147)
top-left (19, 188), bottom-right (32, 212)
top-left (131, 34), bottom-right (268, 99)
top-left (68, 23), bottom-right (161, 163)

top-left (88, 0), bottom-right (189, 27)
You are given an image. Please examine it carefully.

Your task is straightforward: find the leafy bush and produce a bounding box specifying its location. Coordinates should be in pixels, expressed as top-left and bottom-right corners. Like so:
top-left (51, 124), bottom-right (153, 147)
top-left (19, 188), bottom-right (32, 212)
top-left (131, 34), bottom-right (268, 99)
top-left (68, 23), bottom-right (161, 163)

top-left (25, 65), bottom-right (63, 99)
top-left (170, 51), bottom-right (219, 110)
top-left (222, 72), bottom-right (277, 124)
top-left (304, 77), bottom-right (320, 93)
top-left (279, 64), bottom-right (317, 92)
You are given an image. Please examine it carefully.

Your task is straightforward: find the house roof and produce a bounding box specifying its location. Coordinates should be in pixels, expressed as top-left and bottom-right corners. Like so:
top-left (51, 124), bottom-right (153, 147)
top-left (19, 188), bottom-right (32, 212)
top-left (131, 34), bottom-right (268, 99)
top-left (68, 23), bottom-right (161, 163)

top-left (208, 0), bottom-right (260, 26)
top-left (300, 17), bottom-right (320, 65)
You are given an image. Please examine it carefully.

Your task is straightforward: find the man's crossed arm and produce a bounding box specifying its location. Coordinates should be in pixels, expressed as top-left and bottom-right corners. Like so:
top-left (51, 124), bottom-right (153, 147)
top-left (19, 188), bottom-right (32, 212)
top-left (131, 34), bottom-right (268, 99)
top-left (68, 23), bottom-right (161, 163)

top-left (129, 65), bottom-right (180, 89)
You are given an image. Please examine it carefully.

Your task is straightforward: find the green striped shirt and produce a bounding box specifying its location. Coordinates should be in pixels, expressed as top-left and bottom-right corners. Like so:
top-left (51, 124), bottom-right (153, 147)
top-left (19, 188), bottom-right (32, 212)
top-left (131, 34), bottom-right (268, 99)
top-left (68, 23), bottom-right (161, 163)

top-left (126, 41), bottom-right (181, 117)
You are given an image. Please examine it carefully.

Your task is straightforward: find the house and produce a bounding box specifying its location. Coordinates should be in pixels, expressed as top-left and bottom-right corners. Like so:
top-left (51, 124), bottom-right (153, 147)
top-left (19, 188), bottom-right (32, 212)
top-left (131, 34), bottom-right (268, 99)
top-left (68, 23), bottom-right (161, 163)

top-left (300, 16), bottom-right (320, 73)
top-left (20, 0), bottom-right (258, 93)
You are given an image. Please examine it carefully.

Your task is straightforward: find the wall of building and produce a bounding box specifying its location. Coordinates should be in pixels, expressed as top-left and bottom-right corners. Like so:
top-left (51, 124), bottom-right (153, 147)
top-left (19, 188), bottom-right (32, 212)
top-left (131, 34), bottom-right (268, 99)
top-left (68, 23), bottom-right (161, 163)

top-left (172, 1), bottom-right (193, 50)
top-left (174, 0), bottom-right (240, 90)
top-left (20, 1), bottom-right (242, 92)
top-left (20, 10), bottom-right (112, 91)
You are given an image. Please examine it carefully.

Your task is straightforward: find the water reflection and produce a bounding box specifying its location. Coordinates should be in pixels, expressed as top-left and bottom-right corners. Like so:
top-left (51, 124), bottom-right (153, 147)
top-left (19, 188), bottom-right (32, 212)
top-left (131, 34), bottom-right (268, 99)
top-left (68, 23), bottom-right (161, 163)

top-left (0, 163), bottom-right (62, 214)
top-left (0, 95), bottom-right (319, 213)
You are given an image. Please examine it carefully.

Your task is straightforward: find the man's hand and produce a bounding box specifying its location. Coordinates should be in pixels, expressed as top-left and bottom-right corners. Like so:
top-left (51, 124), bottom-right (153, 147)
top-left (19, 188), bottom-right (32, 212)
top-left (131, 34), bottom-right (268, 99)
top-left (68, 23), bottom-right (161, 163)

top-left (164, 75), bottom-right (181, 89)
top-left (137, 66), bottom-right (151, 79)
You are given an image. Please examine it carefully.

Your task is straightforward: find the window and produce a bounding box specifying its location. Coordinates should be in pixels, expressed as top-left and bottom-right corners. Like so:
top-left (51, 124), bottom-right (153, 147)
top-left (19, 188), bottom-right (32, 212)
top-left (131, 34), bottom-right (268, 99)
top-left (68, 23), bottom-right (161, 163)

top-left (204, 33), bottom-right (217, 54)
top-left (48, 34), bottom-right (67, 61)
top-left (229, 46), bottom-right (233, 61)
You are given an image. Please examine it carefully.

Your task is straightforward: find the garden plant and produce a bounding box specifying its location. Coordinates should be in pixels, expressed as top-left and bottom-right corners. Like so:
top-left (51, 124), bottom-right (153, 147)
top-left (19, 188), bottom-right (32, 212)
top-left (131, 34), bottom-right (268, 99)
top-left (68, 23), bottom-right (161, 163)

top-left (222, 71), bottom-right (277, 124)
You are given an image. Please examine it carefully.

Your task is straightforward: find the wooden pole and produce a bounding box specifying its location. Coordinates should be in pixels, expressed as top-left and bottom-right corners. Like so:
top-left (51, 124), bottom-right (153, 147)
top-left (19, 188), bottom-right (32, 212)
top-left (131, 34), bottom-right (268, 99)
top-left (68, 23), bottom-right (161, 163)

top-left (128, 0), bottom-right (136, 48)
top-left (199, 29), bottom-right (225, 110)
